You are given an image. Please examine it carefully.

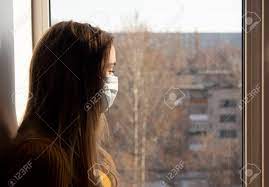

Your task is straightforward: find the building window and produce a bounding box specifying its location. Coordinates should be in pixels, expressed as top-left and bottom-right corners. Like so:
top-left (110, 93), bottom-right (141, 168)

top-left (189, 143), bottom-right (204, 151)
top-left (220, 114), bottom-right (236, 123)
top-left (219, 130), bottom-right (237, 138)
top-left (188, 131), bottom-right (207, 136)
top-left (220, 99), bottom-right (237, 108)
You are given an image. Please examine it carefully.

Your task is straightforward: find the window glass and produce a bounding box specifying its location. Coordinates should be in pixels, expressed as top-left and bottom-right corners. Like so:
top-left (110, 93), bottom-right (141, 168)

top-left (50, 0), bottom-right (243, 186)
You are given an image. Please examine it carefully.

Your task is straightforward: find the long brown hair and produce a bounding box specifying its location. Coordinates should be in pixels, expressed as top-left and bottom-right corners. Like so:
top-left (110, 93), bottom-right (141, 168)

top-left (20, 21), bottom-right (117, 186)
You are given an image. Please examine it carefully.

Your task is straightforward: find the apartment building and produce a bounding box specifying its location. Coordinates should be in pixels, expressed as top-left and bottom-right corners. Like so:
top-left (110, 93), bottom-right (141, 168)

top-left (179, 71), bottom-right (241, 151)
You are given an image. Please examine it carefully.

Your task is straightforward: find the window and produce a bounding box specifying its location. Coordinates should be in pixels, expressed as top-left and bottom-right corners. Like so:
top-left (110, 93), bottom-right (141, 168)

top-left (49, 0), bottom-right (243, 186)
top-left (188, 131), bottom-right (207, 136)
top-left (219, 129), bottom-right (237, 138)
top-left (189, 105), bottom-right (207, 114)
top-left (220, 114), bottom-right (237, 123)
top-left (220, 99), bottom-right (237, 108)
top-left (189, 143), bottom-right (204, 151)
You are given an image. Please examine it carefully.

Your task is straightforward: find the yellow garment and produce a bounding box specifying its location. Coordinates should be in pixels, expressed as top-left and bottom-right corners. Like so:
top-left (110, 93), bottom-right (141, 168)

top-left (99, 171), bottom-right (112, 187)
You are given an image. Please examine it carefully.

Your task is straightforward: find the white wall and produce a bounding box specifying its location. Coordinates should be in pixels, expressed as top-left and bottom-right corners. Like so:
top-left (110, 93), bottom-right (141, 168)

top-left (13, 0), bottom-right (32, 123)
top-left (0, 0), bottom-right (32, 140)
top-left (0, 0), bottom-right (17, 138)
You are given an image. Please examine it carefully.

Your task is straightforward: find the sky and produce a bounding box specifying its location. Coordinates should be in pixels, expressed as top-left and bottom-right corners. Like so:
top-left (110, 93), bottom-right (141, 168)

top-left (51, 0), bottom-right (242, 33)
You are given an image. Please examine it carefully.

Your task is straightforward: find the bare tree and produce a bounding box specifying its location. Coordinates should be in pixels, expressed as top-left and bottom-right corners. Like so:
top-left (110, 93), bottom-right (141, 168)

top-left (105, 20), bottom-right (188, 186)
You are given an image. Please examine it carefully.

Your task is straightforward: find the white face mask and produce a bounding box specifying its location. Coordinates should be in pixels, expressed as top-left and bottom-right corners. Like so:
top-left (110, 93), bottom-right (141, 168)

top-left (101, 74), bottom-right (118, 112)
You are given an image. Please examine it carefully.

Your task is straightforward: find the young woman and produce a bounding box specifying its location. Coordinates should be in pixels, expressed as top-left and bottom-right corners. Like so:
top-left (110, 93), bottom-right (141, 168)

top-left (4, 21), bottom-right (118, 187)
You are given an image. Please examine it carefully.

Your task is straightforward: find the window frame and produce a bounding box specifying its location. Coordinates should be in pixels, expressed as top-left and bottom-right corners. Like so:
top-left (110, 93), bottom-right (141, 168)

top-left (31, 0), bottom-right (266, 186)
top-left (264, 0), bottom-right (269, 186)
top-left (31, 0), bottom-right (50, 48)
top-left (244, 0), bottom-right (264, 186)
